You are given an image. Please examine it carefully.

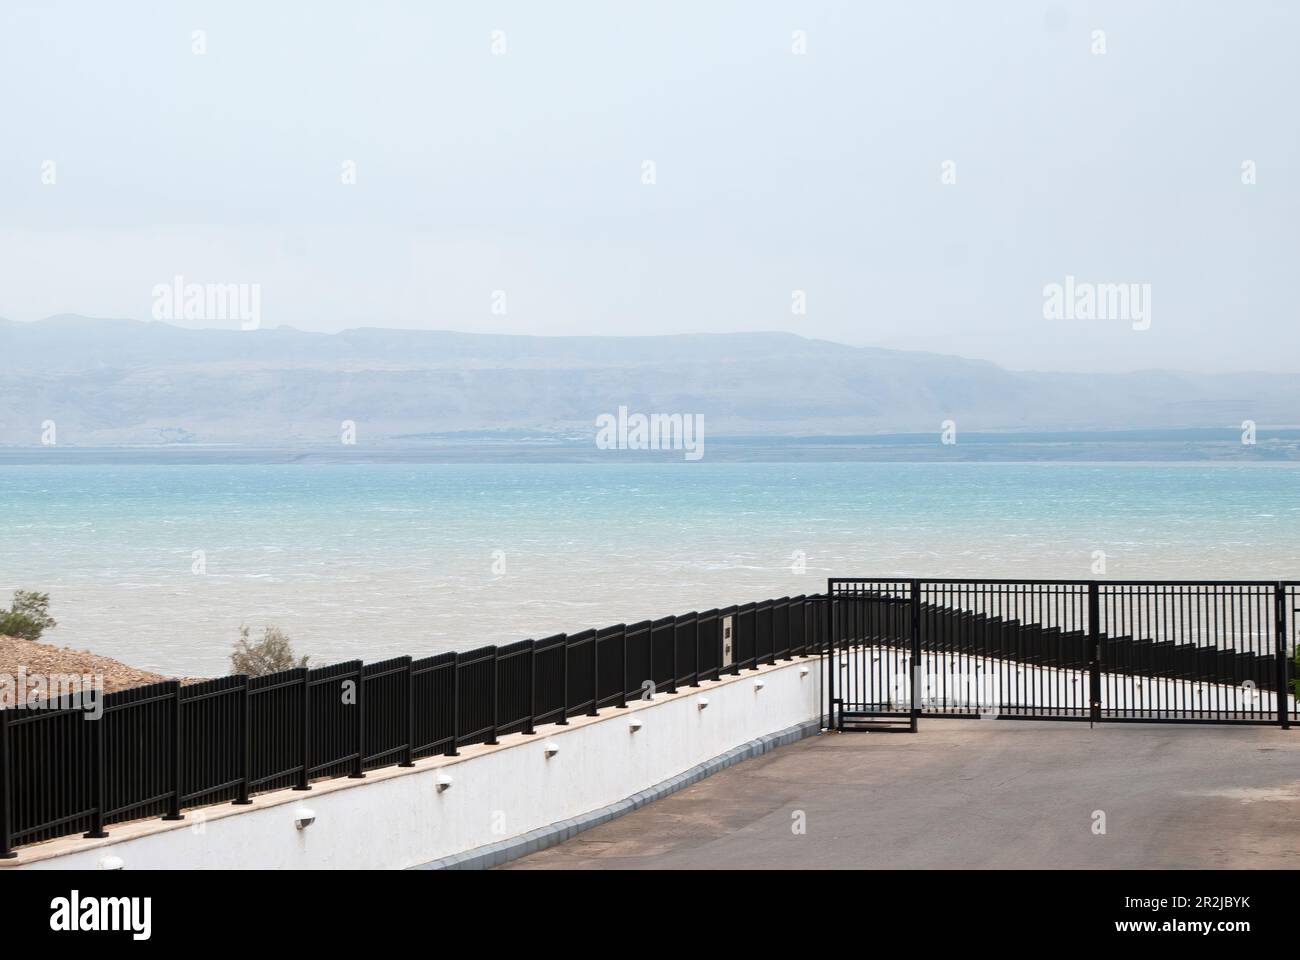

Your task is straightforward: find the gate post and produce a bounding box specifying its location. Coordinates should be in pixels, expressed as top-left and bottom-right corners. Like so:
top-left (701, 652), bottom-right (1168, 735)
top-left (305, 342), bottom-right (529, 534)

top-left (1088, 582), bottom-right (1101, 724)
top-left (826, 587), bottom-right (837, 728)
top-left (1275, 583), bottom-right (1290, 730)
top-left (823, 586), bottom-right (835, 732)
top-left (910, 579), bottom-right (921, 733)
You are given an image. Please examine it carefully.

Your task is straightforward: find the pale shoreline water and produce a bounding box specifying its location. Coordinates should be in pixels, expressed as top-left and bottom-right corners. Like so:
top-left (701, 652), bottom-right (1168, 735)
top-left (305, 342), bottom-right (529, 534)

top-left (2, 461), bottom-right (1299, 678)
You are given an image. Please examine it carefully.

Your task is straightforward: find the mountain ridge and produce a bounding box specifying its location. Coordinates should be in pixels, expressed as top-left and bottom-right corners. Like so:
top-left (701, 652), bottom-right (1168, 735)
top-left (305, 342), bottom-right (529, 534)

top-left (1, 315), bottom-right (1296, 445)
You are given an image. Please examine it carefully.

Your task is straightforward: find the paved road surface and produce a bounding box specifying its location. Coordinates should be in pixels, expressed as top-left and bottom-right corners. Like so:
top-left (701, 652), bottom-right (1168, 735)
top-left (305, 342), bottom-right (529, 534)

top-left (503, 719), bottom-right (1300, 869)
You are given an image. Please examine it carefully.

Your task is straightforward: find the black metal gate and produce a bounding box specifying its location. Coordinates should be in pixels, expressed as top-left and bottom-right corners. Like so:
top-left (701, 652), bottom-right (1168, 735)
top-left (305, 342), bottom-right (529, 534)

top-left (824, 579), bottom-right (917, 730)
top-left (827, 579), bottom-right (1297, 730)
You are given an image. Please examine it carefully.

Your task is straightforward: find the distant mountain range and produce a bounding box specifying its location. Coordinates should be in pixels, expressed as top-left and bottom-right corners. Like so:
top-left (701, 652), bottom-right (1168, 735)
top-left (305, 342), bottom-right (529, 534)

top-left (2, 315), bottom-right (1298, 446)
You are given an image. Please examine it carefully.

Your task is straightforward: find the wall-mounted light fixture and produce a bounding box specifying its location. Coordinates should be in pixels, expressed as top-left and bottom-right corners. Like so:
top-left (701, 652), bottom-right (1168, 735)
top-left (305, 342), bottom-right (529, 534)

top-left (543, 741), bottom-right (560, 758)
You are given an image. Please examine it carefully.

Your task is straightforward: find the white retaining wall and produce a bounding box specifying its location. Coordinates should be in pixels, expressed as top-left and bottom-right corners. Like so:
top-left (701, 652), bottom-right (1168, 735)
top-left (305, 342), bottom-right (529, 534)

top-left (8, 656), bottom-right (823, 870)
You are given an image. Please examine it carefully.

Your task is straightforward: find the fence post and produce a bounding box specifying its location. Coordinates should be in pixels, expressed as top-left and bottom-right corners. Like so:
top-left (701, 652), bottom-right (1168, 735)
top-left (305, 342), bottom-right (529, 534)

top-left (716, 615), bottom-right (725, 682)
top-left (525, 640), bottom-right (537, 735)
top-left (557, 641), bottom-right (570, 725)
top-left (295, 669), bottom-right (311, 790)
top-left (486, 647), bottom-right (500, 745)
top-left (735, 611), bottom-right (745, 675)
top-left (446, 653), bottom-right (461, 755)
top-left (909, 580), bottom-right (921, 733)
top-left (351, 665), bottom-right (365, 778)
top-left (234, 676), bottom-right (252, 803)
top-left (1275, 583), bottom-right (1290, 730)
top-left (691, 619), bottom-right (700, 687)
top-left (590, 633), bottom-right (600, 716)
top-left (163, 680), bottom-right (183, 820)
top-left (400, 657), bottom-right (415, 766)
top-left (619, 629), bottom-right (629, 708)
top-left (669, 620), bottom-right (679, 694)
top-left (1088, 582), bottom-right (1102, 725)
top-left (0, 709), bottom-right (14, 858)
top-left (84, 707), bottom-right (109, 838)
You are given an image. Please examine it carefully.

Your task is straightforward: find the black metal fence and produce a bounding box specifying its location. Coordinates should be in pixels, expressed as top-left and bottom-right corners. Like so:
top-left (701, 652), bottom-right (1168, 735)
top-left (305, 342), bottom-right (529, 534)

top-left (0, 594), bottom-right (826, 857)
top-left (827, 579), bottom-right (1299, 730)
top-left (10, 577), bottom-right (1293, 858)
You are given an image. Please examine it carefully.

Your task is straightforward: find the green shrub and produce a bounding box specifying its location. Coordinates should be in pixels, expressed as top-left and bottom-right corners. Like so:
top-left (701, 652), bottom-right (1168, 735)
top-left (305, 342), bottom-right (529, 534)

top-left (0, 590), bottom-right (56, 641)
top-left (230, 624), bottom-right (308, 676)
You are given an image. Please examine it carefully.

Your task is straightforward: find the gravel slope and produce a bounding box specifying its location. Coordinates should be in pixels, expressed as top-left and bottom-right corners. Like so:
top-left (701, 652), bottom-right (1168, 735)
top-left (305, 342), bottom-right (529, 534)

top-left (0, 634), bottom-right (205, 694)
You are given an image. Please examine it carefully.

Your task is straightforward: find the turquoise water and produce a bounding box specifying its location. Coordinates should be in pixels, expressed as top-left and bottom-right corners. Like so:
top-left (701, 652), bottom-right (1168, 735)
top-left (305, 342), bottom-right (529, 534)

top-left (2, 462), bottom-right (1298, 677)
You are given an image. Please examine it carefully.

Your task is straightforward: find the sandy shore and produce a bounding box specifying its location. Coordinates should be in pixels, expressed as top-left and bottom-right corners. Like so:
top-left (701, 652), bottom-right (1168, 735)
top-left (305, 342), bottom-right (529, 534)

top-left (0, 634), bottom-right (206, 694)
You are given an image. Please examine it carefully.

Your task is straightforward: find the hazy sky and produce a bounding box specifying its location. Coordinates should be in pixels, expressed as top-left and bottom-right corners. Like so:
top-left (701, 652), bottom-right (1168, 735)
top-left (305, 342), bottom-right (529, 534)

top-left (1, 0), bottom-right (1296, 373)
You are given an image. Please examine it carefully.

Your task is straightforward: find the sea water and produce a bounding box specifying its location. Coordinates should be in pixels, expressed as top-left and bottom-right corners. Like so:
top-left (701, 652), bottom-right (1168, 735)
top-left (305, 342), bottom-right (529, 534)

top-left (1, 461), bottom-right (1297, 676)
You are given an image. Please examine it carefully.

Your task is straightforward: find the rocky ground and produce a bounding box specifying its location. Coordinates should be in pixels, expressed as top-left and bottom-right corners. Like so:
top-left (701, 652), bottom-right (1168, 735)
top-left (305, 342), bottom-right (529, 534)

top-left (0, 634), bottom-right (205, 694)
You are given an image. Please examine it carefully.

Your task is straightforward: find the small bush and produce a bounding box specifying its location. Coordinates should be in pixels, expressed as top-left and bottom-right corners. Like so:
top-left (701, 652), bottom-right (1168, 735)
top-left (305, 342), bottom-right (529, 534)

top-left (0, 590), bottom-right (57, 642)
top-left (231, 624), bottom-right (309, 676)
